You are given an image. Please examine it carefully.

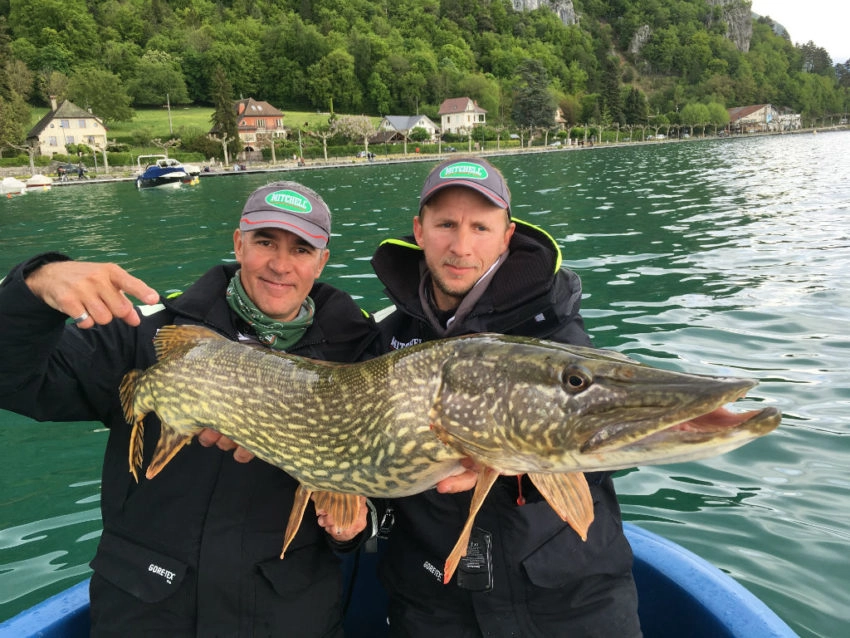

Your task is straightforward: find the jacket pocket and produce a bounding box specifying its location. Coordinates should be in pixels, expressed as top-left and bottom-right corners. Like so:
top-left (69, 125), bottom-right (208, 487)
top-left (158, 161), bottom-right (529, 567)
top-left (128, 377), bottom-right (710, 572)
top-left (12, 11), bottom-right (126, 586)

top-left (90, 531), bottom-right (188, 603)
top-left (256, 544), bottom-right (340, 597)
top-left (521, 492), bottom-right (633, 589)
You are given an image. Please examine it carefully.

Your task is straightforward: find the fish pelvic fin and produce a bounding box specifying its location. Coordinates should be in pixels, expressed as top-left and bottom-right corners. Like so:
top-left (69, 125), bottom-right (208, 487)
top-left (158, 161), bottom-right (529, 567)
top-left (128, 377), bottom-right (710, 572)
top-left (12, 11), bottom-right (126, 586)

top-left (120, 369), bottom-right (146, 482)
top-left (144, 421), bottom-right (194, 480)
top-left (443, 466), bottom-right (500, 585)
top-left (153, 324), bottom-right (224, 361)
top-left (527, 472), bottom-right (594, 541)
top-left (129, 418), bottom-right (145, 483)
top-left (281, 485), bottom-right (313, 559)
top-left (312, 491), bottom-right (363, 531)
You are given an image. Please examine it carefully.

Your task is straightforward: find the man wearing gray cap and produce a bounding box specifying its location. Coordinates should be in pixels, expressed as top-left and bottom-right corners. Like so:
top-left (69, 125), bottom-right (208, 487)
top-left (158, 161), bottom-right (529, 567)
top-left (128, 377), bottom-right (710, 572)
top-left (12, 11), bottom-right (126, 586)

top-left (370, 158), bottom-right (641, 637)
top-left (0, 181), bottom-right (377, 636)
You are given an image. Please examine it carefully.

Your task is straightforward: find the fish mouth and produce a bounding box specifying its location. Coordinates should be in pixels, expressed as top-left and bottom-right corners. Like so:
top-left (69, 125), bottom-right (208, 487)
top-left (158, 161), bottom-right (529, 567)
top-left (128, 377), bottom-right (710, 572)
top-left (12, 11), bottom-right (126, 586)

top-left (580, 381), bottom-right (782, 457)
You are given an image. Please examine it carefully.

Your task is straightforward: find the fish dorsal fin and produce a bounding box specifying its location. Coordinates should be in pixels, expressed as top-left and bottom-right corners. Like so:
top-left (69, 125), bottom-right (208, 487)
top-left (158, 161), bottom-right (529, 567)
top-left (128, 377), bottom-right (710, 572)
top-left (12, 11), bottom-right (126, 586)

top-left (527, 472), bottom-right (594, 541)
top-left (144, 421), bottom-right (195, 480)
top-left (443, 466), bottom-right (500, 584)
top-left (312, 491), bottom-right (363, 531)
top-left (153, 324), bottom-right (224, 361)
top-left (281, 485), bottom-right (314, 558)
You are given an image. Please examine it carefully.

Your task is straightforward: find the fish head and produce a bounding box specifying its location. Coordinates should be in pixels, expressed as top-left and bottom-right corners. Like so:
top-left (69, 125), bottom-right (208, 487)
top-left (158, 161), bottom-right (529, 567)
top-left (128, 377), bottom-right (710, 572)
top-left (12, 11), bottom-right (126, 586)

top-left (429, 335), bottom-right (781, 474)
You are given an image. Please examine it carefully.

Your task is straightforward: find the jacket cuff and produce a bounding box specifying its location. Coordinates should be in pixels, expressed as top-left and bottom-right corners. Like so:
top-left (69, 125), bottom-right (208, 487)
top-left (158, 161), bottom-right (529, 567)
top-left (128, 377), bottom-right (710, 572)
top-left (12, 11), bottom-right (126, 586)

top-left (20, 252), bottom-right (73, 281)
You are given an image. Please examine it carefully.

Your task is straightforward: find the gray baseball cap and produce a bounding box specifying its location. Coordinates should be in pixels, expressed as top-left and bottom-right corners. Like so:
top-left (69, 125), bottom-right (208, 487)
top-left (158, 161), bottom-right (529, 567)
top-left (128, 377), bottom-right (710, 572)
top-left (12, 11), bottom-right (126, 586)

top-left (419, 157), bottom-right (511, 216)
top-left (240, 181), bottom-right (331, 248)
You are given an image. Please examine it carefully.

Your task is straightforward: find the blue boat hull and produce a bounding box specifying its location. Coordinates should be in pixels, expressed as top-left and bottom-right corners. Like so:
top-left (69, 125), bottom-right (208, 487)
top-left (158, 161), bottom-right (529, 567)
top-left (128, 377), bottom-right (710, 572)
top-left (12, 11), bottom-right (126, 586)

top-left (0, 523), bottom-right (796, 637)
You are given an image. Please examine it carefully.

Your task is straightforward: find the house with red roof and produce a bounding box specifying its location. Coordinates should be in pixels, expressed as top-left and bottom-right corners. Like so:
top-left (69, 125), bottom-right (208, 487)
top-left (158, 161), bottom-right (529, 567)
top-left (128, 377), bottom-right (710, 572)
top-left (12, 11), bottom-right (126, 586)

top-left (727, 104), bottom-right (800, 133)
top-left (233, 98), bottom-right (286, 150)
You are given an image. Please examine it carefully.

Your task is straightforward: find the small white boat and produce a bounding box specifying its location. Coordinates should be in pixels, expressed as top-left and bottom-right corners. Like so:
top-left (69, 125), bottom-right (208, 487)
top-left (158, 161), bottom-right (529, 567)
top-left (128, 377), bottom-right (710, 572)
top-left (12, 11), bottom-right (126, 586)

top-left (25, 174), bottom-right (54, 191)
top-left (0, 177), bottom-right (27, 196)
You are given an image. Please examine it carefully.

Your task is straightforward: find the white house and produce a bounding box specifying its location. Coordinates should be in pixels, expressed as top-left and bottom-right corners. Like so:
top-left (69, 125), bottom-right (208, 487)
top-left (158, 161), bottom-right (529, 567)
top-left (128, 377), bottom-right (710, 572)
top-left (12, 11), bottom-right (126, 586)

top-left (378, 115), bottom-right (439, 141)
top-left (27, 98), bottom-right (108, 156)
top-left (438, 97), bottom-right (487, 135)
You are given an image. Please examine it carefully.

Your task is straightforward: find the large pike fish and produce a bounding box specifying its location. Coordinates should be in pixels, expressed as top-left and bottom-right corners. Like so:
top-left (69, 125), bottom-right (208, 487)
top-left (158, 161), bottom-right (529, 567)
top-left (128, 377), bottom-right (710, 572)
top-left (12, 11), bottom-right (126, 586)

top-left (120, 325), bottom-right (781, 583)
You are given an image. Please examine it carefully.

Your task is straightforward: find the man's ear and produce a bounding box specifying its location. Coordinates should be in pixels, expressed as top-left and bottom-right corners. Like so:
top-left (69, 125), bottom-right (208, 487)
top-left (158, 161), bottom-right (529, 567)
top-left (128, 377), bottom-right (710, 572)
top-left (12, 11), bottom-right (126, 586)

top-left (413, 215), bottom-right (424, 248)
top-left (233, 229), bottom-right (244, 262)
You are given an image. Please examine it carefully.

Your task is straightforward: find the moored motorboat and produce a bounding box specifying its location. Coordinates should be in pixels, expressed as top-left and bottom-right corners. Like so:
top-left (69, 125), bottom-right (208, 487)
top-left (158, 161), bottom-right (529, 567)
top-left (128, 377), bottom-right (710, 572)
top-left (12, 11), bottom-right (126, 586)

top-left (0, 523), bottom-right (797, 637)
top-left (135, 155), bottom-right (196, 189)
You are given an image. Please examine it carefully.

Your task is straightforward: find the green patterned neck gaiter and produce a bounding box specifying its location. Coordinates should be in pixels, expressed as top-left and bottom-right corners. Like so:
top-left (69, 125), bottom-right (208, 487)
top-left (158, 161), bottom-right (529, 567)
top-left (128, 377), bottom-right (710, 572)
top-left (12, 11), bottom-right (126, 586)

top-left (226, 270), bottom-right (315, 351)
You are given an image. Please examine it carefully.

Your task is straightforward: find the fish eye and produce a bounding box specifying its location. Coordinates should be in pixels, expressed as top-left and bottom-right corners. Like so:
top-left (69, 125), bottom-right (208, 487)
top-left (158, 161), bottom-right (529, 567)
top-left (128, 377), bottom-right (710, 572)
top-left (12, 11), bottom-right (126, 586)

top-left (561, 366), bottom-right (590, 392)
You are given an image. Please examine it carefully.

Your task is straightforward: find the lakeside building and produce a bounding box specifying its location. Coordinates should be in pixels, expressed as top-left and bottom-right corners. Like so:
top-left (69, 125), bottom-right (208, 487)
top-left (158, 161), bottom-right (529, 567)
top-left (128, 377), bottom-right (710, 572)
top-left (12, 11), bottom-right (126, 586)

top-left (727, 104), bottom-right (801, 133)
top-left (438, 97), bottom-right (487, 135)
top-left (375, 115), bottom-right (439, 143)
top-left (27, 98), bottom-right (108, 157)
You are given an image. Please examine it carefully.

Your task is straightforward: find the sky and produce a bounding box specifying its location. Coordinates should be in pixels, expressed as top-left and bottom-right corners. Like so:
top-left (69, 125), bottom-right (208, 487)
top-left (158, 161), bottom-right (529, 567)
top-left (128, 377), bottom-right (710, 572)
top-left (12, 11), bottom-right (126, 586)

top-left (750, 0), bottom-right (850, 64)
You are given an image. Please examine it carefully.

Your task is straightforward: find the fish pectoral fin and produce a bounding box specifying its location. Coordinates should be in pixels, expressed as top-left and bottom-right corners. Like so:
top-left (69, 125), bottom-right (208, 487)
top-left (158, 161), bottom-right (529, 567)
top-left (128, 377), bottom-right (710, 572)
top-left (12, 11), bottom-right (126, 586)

top-left (443, 466), bottom-right (500, 585)
top-left (281, 485), bottom-right (313, 559)
top-left (144, 422), bottom-right (195, 480)
top-left (527, 472), bottom-right (594, 541)
top-left (128, 418), bottom-right (145, 483)
top-left (312, 491), bottom-right (362, 531)
top-left (153, 324), bottom-right (224, 361)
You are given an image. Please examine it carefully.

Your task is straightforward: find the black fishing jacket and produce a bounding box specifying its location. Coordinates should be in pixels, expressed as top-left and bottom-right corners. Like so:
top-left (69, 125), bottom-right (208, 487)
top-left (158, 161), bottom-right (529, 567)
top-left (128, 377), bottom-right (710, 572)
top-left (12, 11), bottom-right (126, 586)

top-left (0, 256), bottom-right (378, 638)
top-left (370, 222), bottom-right (642, 638)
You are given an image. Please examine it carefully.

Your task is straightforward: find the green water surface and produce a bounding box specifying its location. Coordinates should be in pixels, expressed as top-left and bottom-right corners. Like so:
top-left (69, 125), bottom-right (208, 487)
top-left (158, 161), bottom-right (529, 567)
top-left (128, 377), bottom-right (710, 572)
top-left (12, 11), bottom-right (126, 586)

top-left (2, 134), bottom-right (848, 637)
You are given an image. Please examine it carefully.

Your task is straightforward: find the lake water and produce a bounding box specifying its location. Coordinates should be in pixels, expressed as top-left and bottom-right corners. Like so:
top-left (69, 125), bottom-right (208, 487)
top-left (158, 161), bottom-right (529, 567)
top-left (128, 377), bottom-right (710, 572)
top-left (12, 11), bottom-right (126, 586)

top-left (2, 133), bottom-right (849, 636)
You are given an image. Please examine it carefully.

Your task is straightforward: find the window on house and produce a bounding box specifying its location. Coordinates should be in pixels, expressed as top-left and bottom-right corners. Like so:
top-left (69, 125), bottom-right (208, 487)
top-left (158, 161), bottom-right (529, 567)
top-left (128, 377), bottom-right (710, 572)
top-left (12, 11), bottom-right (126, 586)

top-left (60, 120), bottom-right (70, 128)
top-left (66, 136), bottom-right (75, 144)
top-left (78, 120), bottom-right (87, 128)
top-left (49, 137), bottom-right (58, 146)
top-left (257, 119), bottom-right (266, 129)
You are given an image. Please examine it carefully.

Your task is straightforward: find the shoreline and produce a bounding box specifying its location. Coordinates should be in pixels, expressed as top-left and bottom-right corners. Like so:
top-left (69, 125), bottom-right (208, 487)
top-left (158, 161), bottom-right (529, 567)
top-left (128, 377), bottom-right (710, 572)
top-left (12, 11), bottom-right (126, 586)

top-left (4, 126), bottom-right (845, 187)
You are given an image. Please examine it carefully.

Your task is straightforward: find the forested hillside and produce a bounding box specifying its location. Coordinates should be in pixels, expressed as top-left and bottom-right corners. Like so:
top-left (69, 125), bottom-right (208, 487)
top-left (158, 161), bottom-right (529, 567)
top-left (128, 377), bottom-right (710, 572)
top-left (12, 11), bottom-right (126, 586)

top-left (1, 0), bottom-right (848, 148)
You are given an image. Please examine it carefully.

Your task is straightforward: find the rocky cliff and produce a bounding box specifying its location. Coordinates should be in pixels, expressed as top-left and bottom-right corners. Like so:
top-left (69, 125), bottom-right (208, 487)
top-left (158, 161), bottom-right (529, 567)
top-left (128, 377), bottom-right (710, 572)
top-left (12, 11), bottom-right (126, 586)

top-left (512, 0), bottom-right (578, 26)
top-left (707, 0), bottom-right (753, 52)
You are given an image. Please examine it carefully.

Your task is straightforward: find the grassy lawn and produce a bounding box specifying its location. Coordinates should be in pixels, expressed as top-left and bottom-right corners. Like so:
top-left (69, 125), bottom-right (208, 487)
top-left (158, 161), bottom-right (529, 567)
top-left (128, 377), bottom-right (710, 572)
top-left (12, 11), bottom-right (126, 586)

top-left (30, 105), bottom-right (362, 142)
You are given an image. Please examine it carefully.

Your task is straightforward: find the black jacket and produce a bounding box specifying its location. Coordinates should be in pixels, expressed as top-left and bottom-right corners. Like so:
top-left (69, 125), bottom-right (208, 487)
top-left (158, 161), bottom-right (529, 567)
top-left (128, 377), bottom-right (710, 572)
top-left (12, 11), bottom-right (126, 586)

top-left (370, 222), bottom-right (641, 638)
top-left (0, 257), bottom-right (377, 638)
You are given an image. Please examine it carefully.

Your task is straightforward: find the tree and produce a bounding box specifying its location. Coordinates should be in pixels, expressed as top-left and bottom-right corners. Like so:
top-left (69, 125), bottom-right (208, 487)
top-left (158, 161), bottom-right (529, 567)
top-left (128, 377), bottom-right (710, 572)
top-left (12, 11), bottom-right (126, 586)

top-left (706, 102), bottom-right (730, 135)
top-left (307, 120), bottom-right (336, 161)
top-left (67, 67), bottom-right (134, 123)
top-left (680, 102), bottom-right (710, 136)
top-left (512, 60), bottom-right (556, 145)
top-left (306, 49), bottom-right (362, 112)
top-left (126, 51), bottom-right (190, 106)
top-left (209, 65), bottom-right (239, 161)
top-left (622, 86), bottom-right (648, 125)
top-left (333, 115), bottom-right (377, 153)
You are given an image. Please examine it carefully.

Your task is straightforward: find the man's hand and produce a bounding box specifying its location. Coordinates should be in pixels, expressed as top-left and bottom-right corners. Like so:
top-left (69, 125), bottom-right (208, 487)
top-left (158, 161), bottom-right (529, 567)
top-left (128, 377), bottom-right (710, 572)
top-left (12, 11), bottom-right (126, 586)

top-left (435, 458), bottom-right (480, 493)
top-left (25, 261), bottom-right (160, 328)
top-left (197, 429), bottom-right (255, 463)
top-left (314, 495), bottom-right (368, 542)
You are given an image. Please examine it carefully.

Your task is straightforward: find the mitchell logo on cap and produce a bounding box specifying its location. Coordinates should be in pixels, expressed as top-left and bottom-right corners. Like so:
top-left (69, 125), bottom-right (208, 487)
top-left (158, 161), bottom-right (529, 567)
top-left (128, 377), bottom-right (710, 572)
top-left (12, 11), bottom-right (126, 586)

top-left (265, 189), bottom-right (313, 214)
top-left (440, 162), bottom-right (489, 181)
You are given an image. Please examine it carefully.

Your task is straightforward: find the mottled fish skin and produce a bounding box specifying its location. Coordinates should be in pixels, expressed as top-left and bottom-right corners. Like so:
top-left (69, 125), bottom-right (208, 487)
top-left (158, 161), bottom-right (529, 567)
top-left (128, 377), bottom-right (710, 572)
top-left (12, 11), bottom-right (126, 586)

top-left (120, 325), bottom-right (781, 582)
